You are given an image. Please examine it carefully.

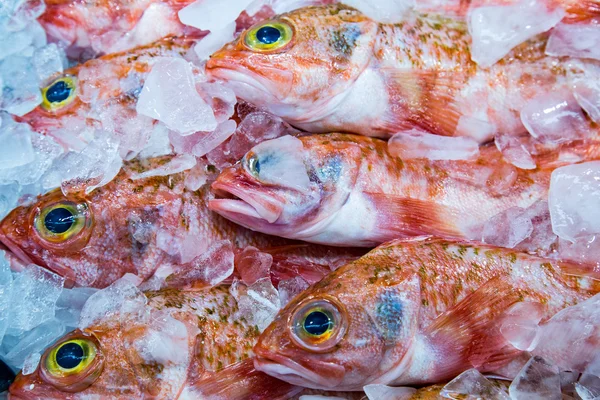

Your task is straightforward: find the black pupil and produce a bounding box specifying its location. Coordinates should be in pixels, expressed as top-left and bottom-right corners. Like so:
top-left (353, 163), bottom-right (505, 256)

top-left (46, 80), bottom-right (72, 103)
top-left (250, 156), bottom-right (261, 174)
top-left (303, 311), bottom-right (332, 336)
top-left (256, 26), bottom-right (281, 45)
top-left (56, 342), bottom-right (84, 369)
top-left (44, 207), bottom-right (75, 234)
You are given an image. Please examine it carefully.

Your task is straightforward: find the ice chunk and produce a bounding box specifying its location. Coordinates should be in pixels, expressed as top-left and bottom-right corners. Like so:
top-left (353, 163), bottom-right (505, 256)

top-left (388, 129), bottom-right (479, 161)
top-left (468, 0), bottom-right (565, 67)
top-left (235, 246), bottom-right (273, 285)
top-left (178, 0), bottom-right (254, 31)
top-left (500, 302), bottom-right (544, 351)
top-left (569, 61), bottom-right (600, 124)
top-left (441, 369), bottom-right (510, 399)
top-left (21, 352), bottom-right (40, 375)
top-left (7, 0), bottom-right (46, 31)
top-left (548, 161), bottom-right (600, 242)
top-left (230, 277), bottom-right (280, 331)
top-left (194, 23), bottom-right (236, 62)
top-left (494, 135), bottom-right (535, 170)
top-left (0, 114), bottom-right (34, 168)
top-left (54, 287), bottom-right (98, 328)
top-left (6, 265), bottom-right (65, 336)
top-left (138, 123), bottom-right (173, 159)
top-left (2, 319), bottom-right (66, 370)
top-left (546, 23), bottom-right (600, 61)
top-left (130, 154), bottom-right (196, 180)
top-left (33, 43), bottom-right (64, 83)
top-left (509, 356), bottom-right (561, 400)
top-left (0, 182), bottom-right (20, 220)
top-left (481, 207), bottom-right (534, 248)
top-left (0, 251), bottom-right (13, 345)
top-left (341, 0), bottom-right (415, 23)
top-left (184, 159), bottom-right (209, 191)
top-left (521, 92), bottom-right (591, 144)
top-left (170, 121), bottom-right (237, 158)
top-left (278, 277), bottom-right (309, 306)
top-left (298, 396), bottom-right (347, 400)
top-left (198, 81), bottom-right (237, 124)
top-left (363, 384), bottom-right (416, 400)
top-left (0, 55), bottom-right (41, 116)
top-left (455, 116), bottom-right (498, 143)
top-left (136, 58), bottom-right (217, 135)
top-left (165, 241), bottom-right (235, 288)
top-left (557, 235), bottom-right (600, 267)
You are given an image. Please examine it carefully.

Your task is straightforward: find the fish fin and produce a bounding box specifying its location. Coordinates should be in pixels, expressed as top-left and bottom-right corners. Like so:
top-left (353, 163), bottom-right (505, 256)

top-left (379, 69), bottom-right (467, 137)
top-left (556, 261), bottom-right (600, 295)
top-left (565, 0), bottom-right (600, 21)
top-left (425, 276), bottom-right (526, 379)
top-left (364, 192), bottom-right (465, 241)
top-left (183, 359), bottom-right (302, 400)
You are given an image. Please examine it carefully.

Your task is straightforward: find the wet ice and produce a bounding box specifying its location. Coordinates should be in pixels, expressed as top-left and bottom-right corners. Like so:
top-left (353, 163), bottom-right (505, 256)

top-left (440, 369), bottom-right (509, 399)
top-left (509, 356), bottom-right (561, 400)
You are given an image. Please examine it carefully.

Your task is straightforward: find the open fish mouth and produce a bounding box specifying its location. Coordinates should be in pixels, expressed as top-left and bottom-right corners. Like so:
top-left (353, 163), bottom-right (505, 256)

top-left (209, 181), bottom-right (283, 224)
top-left (0, 233), bottom-right (34, 266)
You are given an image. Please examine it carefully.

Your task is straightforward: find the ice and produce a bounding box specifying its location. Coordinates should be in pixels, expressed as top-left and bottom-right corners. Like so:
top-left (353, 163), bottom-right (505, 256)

top-left (170, 121), bottom-right (237, 158)
top-left (494, 135), bottom-right (536, 170)
top-left (198, 81), bottom-right (237, 124)
top-left (521, 91), bottom-right (591, 144)
top-left (79, 274), bottom-right (147, 329)
top-left (0, 55), bottom-right (42, 116)
top-left (277, 276), bottom-right (309, 306)
top-left (235, 246), bottom-right (273, 285)
top-left (1, 319), bottom-right (66, 370)
top-left (341, 0), bottom-right (415, 23)
top-left (21, 352), bottom-right (40, 375)
top-left (130, 154), bottom-right (196, 180)
top-left (0, 182), bottom-right (20, 220)
top-left (129, 312), bottom-right (190, 366)
top-left (455, 116), bottom-right (498, 143)
top-left (557, 235), bottom-right (600, 267)
top-left (515, 201), bottom-right (557, 255)
top-left (138, 123), bottom-right (173, 159)
top-left (363, 384), bottom-right (416, 400)
top-left (0, 114), bottom-right (34, 168)
top-left (440, 369), bottom-right (510, 399)
top-left (468, 0), bottom-right (565, 67)
top-left (481, 207), bottom-right (534, 248)
top-left (546, 23), bottom-right (600, 61)
top-left (576, 354), bottom-right (600, 399)
top-left (32, 43), bottom-right (64, 83)
top-left (54, 287), bottom-right (99, 328)
top-left (500, 302), bottom-right (544, 351)
top-left (7, 0), bottom-right (45, 31)
top-left (509, 356), bottom-right (561, 400)
top-left (230, 277), bottom-right (281, 331)
top-left (298, 396), bottom-right (347, 400)
top-left (388, 129), bottom-right (479, 161)
top-left (194, 23), bottom-right (236, 62)
top-left (178, 0), bottom-right (254, 31)
top-left (548, 161), bottom-right (600, 242)
top-left (569, 61), bottom-right (600, 124)
top-left (6, 265), bottom-right (65, 336)
top-left (0, 251), bottom-right (12, 345)
top-left (184, 159), bottom-right (209, 191)
top-left (136, 57), bottom-right (217, 135)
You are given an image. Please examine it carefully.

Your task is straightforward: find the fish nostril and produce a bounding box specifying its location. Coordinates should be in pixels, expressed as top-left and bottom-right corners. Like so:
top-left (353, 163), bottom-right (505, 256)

top-left (0, 358), bottom-right (16, 393)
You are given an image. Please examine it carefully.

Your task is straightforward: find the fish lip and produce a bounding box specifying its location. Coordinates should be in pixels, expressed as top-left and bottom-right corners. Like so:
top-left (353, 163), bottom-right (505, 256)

top-left (253, 348), bottom-right (344, 390)
top-left (210, 181), bottom-right (282, 224)
top-left (209, 198), bottom-right (265, 221)
top-left (0, 233), bottom-right (34, 266)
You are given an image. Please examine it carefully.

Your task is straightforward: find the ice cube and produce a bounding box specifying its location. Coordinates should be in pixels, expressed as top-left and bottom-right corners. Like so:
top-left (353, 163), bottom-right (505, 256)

top-left (230, 277), bottom-right (280, 331)
top-left (363, 384), bottom-right (416, 400)
top-left (198, 81), bottom-right (237, 124)
top-left (388, 129), bottom-right (479, 161)
top-left (7, 0), bottom-right (46, 31)
top-left (514, 200), bottom-right (557, 255)
top-left (500, 302), bottom-right (544, 351)
top-left (494, 135), bottom-right (536, 170)
top-left (235, 246), bottom-right (273, 285)
top-left (0, 251), bottom-right (13, 345)
top-left (184, 159), bottom-right (208, 191)
top-left (468, 0), bottom-right (565, 67)
top-left (481, 207), bottom-right (534, 249)
top-left (0, 182), bottom-right (20, 220)
top-left (21, 352), bottom-right (40, 375)
top-left (509, 356), bottom-right (561, 400)
top-left (170, 120), bottom-right (237, 158)
top-left (138, 122), bottom-right (173, 159)
top-left (557, 235), bottom-right (600, 267)
top-left (441, 369), bottom-right (510, 399)
top-left (298, 396), bottom-right (347, 400)
top-left (2, 319), bottom-right (66, 370)
top-left (129, 154), bottom-right (196, 180)
top-left (33, 43), bottom-right (64, 83)
top-left (178, 0), bottom-right (254, 31)
top-left (0, 55), bottom-right (41, 116)
top-left (548, 161), bottom-right (600, 242)
top-left (136, 57), bottom-right (217, 135)
top-left (0, 114), bottom-right (34, 168)
top-left (568, 61), bottom-right (600, 124)
top-left (277, 277), bottom-right (309, 306)
top-left (6, 265), bottom-right (65, 336)
top-left (546, 23), bottom-right (600, 61)
top-left (54, 287), bottom-right (98, 328)
top-left (194, 23), bottom-right (236, 62)
top-left (341, 0), bottom-right (415, 23)
top-left (521, 91), bottom-right (591, 144)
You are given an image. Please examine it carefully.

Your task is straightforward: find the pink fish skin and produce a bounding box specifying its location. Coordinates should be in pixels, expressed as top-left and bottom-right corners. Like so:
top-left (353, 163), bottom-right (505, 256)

top-left (253, 237), bottom-right (600, 391)
top-left (206, 3), bottom-right (600, 141)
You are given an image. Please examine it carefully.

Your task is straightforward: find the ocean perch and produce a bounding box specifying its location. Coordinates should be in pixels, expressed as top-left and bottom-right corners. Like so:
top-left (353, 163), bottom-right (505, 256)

top-left (209, 134), bottom-right (600, 247)
top-left (207, 3), bottom-right (600, 141)
top-left (253, 237), bottom-right (600, 390)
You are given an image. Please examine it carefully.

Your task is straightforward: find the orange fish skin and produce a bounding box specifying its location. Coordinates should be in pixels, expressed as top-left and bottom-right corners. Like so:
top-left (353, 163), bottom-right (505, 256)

top-left (0, 156), bottom-right (357, 288)
top-left (207, 4), bottom-right (600, 141)
top-left (253, 237), bottom-right (600, 391)
top-left (9, 285), bottom-right (300, 400)
top-left (209, 133), bottom-right (600, 248)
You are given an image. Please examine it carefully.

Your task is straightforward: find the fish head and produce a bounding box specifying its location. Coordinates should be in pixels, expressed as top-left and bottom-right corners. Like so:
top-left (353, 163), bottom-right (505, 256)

top-left (253, 260), bottom-right (422, 391)
top-left (206, 4), bottom-right (378, 127)
top-left (209, 134), bottom-right (362, 242)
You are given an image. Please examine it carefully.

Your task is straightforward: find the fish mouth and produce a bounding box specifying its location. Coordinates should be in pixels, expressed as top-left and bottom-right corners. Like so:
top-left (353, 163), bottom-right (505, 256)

top-left (0, 233), bottom-right (34, 266)
top-left (253, 348), bottom-right (344, 390)
top-left (210, 181), bottom-right (283, 224)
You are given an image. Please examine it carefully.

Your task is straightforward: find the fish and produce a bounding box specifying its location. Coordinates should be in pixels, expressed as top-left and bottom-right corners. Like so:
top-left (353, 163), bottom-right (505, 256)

top-left (253, 236), bottom-right (600, 391)
top-left (206, 3), bottom-right (600, 141)
top-left (0, 155), bottom-right (361, 288)
top-left (208, 133), bottom-right (600, 247)
top-left (8, 284), bottom-right (301, 399)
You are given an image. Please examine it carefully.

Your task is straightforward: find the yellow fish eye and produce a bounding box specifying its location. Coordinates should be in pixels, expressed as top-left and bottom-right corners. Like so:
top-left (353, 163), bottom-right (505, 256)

top-left (290, 297), bottom-right (348, 353)
top-left (45, 339), bottom-right (97, 378)
top-left (41, 76), bottom-right (77, 112)
top-left (34, 201), bottom-right (90, 243)
top-left (244, 21), bottom-right (293, 52)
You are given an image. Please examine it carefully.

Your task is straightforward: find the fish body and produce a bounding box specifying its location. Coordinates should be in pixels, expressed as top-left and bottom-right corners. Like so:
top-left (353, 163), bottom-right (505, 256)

top-left (207, 3), bottom-right (600, 141)
top-left (209, 133), bottom-right (598, 247)
top-left (253, 237), bottom-right (600, 390)
top-left (8, 285), bottom-right (300, 399)
top-left (0, 156), bottom-right (358, 288)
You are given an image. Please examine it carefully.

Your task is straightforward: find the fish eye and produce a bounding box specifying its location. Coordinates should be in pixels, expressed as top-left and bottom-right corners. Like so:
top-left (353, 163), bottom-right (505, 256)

top-left (34, 201), bottom-right (91, 244)
top-left (290, 297), bottom-right (348, 352)
top-left (41, 336), bottom-right (104, 392)
top-left (244, 21), bottom-right (293, 52)
top-left (41, 76), bottom-right (77, 112)
top-left (245, 152), bottom-right (261, 177)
